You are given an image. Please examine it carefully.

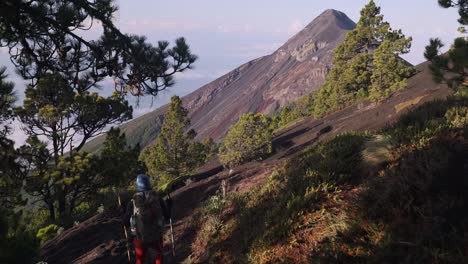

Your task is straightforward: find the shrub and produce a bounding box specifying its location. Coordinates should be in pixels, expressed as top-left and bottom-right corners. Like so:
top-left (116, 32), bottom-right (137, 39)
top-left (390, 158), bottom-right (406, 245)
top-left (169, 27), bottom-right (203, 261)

top-left (315, 130), bottom-right (468, 263)
top-left (271, 94), bottom-right (315, 130)
top-left (190, 190), bottom-right (230, 263)
top-left (36, 224), bottom-right (59, 245)
top-left (214, 133), bottom-right (366, 261)
top-left (219, 113), bottom-right (273, 168)
top-left (0, 211), bottom-right (39, 263)
top-left (191, 93), bottom-right (468, 262)
top-left (204, 191), bottom-right (227, 216)
top-left (445, 106), bottom-right (468, 128)
top-left (0, 231), bottom-right (39, 264)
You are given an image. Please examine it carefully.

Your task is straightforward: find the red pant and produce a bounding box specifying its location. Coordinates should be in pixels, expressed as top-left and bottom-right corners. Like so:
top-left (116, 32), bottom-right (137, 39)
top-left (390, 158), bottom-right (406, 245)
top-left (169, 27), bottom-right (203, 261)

top-left (133, 238), bottom-right (163, 264)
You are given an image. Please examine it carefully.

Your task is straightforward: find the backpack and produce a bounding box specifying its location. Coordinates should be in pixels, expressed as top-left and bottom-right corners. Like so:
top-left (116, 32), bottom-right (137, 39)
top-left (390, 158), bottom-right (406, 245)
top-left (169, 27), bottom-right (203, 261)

top-left (130, 190), bottom-right (164, 243)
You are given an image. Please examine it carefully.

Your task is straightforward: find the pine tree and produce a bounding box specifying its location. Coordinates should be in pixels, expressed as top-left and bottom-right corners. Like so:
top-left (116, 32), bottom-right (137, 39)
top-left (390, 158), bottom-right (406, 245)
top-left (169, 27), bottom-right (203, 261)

top-left (0, 0), bottom-right (197, 96)
top-left (0, 67), bottom-right (15, 139)
top-left (370, 38), bottom-right (413, 101)
top-left (98, 127), bottom-right (145, 188)
top-left (313, 0), bottom-right (413, 117)
top-left (15, 73), bottom-right (132, 219)
top-left (219, 113), bottom-right (273, 168)
top-left (140, 96), bottom-right (204, 186)
top-left (425, 1), bottom-right (468, 92)
top-left (438, 0), bottom-right (468, 25)
top-left (0, 67), bottom-right (21, 211)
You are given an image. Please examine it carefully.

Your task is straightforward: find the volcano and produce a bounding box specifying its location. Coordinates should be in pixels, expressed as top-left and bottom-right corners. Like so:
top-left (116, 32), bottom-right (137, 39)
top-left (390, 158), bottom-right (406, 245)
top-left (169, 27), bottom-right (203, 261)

top-left (84, 9), bottom-right (356, 152)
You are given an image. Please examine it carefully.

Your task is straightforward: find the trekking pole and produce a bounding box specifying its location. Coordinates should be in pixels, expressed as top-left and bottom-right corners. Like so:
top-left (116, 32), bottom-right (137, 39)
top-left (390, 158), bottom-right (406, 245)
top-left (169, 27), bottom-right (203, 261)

top-left (165, 192), bottom-right (176, 257)
top-left (118, 194), bottom-right (132, 263)
top-left (169, 217), bottom-right (175, 257)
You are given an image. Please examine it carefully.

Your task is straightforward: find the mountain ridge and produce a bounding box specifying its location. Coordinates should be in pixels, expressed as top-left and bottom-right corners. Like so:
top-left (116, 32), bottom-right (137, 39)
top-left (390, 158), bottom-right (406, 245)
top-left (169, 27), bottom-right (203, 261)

top-left (83, 9), bottom-right (356, 152)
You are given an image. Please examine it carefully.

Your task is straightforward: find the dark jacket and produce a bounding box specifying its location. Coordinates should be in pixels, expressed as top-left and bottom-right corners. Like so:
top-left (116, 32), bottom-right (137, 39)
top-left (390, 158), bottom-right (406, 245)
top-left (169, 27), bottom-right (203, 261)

top-left (122, 192), bottom-right (172, 228)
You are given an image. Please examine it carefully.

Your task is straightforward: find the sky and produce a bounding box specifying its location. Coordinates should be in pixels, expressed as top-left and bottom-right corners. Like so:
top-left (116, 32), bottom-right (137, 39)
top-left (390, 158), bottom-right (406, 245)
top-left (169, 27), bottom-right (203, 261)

top-left (1, 0), bottom-right (462, 145)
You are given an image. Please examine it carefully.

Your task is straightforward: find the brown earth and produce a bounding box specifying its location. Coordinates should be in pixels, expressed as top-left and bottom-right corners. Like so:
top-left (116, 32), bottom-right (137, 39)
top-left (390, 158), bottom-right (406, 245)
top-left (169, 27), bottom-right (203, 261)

top-left (40, 60), bottom-right (451, 263)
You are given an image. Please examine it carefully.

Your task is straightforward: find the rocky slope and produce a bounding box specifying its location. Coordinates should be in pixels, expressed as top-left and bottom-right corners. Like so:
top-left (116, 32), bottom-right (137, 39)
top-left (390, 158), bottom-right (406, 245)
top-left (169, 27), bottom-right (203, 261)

top-left (184, 9), bottom-right (355, 140)
top-left (83, 9), bottom-right (356, 152)
top-left (41, 59), bottom-right (452, 263)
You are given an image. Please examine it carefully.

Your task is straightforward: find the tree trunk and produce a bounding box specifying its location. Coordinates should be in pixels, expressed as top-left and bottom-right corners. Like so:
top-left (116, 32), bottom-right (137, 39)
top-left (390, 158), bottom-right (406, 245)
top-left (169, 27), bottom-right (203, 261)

top-left (55, 187), bottom-right (67, 219)
top-left (57, 186), bottom-right (66, 218)
top-left (48, 203), bottom-right (56, 221)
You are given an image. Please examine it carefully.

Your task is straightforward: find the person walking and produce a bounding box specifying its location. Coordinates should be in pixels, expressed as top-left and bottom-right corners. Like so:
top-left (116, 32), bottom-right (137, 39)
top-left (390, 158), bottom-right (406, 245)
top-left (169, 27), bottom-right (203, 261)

top-left (123, 174), bottom-right (171, 264)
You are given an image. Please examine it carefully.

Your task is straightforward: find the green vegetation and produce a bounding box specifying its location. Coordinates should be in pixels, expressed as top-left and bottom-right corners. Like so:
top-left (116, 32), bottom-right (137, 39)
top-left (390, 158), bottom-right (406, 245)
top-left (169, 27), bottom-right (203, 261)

top-left (219, 113), bottom-right (273, 168)
top-left (0, 0), bottom-right (466, 262)
top-left (193, 132), bottom-right (368, 263)
top-left (266, 1), bottom-right (416, 131)
top-left (36, 224), bottom-right (59, 245)
top-left (0, 67), bottom-right (20, 211)
top-left (425, 1), bottom-right (468, 91)
top-left (313, 98), bottom-right (467, 263)
top-left (82, 111), bottom-right (165, 153)
top-left (0, 0), bottom-right (196, 97)
top-left (271, 94), bottom-right (314, 131)
top-left (1, 0), bottom-right (197, 259)
top-left (0, 67), bottom-right (15, 138)
top-left (437, 0), bottom-right (468, 25)
top-left (15, 73), bottom-right (131, 220)
top-left (0, 213), bottom-right (39, 264)
top-left (1, 104), bottom-right (144, 263)
top-left (191, 90), bottom-right (468, 263)
top-left (313, 0), bottom-right (413, 117)
top-left (99, 127), bottom-right (146, 187)
top-left (0, 68), bottom-right (41, 263)
top-left (190, 189), bottom-right (230, 263)
top-left (202, 137), bottom-right (220, 160)
top-left (140, 96), bottom-right (207, 190)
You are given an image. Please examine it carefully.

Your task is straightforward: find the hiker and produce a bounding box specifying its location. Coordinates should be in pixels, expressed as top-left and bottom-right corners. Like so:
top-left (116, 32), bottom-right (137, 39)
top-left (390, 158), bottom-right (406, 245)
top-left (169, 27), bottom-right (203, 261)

top-left (123, 174), bottom-right (172, 264)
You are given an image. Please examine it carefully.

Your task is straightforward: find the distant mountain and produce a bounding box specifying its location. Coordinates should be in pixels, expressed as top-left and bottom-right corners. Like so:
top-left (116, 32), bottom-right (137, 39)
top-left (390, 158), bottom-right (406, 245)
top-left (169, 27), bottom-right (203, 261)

top-left (83, 9), bottom-right (356, 152)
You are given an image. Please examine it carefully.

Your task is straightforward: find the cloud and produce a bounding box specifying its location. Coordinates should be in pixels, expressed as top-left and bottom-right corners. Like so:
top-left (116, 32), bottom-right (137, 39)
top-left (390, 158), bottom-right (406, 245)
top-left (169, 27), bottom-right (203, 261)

top-left (118, 16), bottom-right (263, 35)
top-left (119, 19), bottom-right (205, 33)
top-left (215, 24), bottom-right (260, 34)
top-left (119, 19), bottom-right (258, 35)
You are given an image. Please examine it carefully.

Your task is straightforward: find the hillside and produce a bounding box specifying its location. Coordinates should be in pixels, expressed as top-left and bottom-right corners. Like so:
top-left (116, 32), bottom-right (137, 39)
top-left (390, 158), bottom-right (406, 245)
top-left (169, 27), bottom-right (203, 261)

top-left (39, 58), bottom-right (459, 263)
top-left (83, 9), bottom-right (356, 152)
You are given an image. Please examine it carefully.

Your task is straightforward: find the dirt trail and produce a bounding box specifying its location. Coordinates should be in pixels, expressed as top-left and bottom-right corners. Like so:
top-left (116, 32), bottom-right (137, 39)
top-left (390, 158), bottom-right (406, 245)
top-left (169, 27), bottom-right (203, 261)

top-left (40, 62), bottom-right (451, 263)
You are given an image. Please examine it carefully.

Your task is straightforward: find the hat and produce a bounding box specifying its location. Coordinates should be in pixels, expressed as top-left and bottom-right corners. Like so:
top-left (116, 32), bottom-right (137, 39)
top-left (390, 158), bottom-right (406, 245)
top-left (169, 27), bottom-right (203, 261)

top-left (136, 174), bottom-right (151, 192)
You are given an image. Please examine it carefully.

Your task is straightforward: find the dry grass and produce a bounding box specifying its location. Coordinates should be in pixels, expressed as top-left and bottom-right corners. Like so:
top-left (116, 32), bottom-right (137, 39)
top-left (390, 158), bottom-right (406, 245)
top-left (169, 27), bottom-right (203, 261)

top-left (247, 187), bottom-right (359, 264)
top-left (394, 95), bottom-right (427, 113)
